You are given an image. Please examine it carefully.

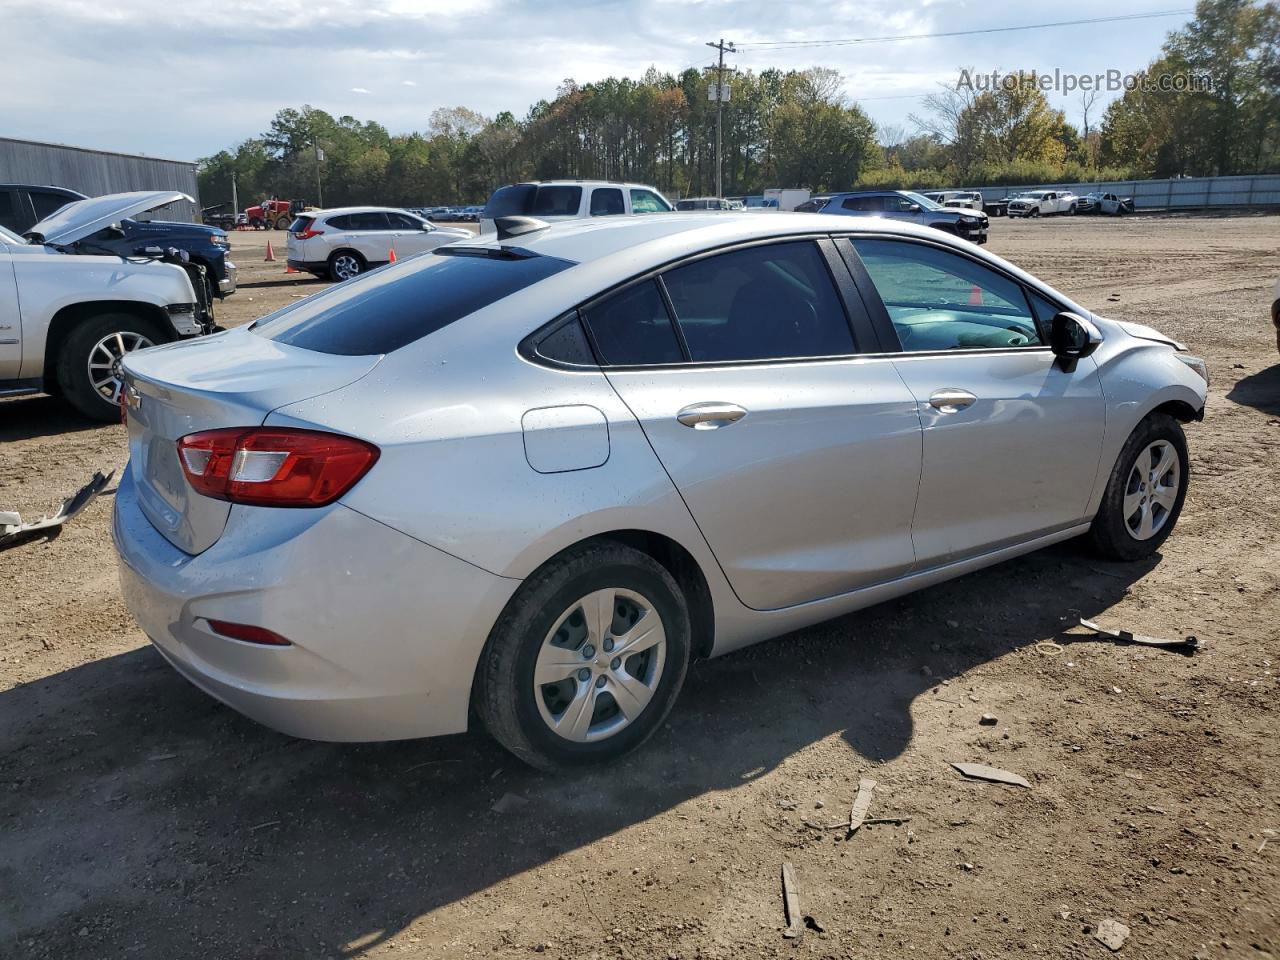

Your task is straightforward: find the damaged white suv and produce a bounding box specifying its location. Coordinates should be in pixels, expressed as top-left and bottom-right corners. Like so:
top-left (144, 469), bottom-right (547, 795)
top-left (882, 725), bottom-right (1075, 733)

top-left (0, 191), bottom-right (215, 420)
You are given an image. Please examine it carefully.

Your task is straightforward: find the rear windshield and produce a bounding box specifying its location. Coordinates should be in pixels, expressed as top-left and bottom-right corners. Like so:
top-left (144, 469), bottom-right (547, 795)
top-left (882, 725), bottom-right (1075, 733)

top-left (484, 184), bottom-right (583, 219)
top-left (251, 249), bottom-right (575, 356)
top-left (288, 216), bottom-right (313, 233)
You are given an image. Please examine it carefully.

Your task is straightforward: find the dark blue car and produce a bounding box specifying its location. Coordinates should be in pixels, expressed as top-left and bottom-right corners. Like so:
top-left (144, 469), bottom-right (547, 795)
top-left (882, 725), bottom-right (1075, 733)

top-left (0, 183), bottom-right (236, 302)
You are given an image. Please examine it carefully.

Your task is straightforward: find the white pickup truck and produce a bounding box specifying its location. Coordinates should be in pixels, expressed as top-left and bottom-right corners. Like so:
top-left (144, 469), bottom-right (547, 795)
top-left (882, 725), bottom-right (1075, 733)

top-left (1, 191), bottom-right (216, 420)
top-left (1007, 189), bottom-right (1079, 218)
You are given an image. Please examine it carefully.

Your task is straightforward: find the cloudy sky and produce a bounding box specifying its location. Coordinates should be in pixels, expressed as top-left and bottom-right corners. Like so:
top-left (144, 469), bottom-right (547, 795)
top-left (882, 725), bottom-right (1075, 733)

top-left (2, 0), bottom-right (1193, 161)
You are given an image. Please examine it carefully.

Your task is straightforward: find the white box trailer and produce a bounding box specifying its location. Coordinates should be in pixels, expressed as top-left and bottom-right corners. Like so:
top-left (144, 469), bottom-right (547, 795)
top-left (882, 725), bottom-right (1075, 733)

top-left (763, 188), bottom-right (811, 211)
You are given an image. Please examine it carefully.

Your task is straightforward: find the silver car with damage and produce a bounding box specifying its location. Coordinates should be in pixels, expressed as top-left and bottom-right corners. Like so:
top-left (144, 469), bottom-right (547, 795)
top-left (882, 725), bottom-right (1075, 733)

top-left (113, 212), bottom-right (1207, 770)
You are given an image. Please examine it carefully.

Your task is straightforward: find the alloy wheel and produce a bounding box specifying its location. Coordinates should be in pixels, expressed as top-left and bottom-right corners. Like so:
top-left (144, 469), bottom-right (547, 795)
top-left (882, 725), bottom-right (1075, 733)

top-left (1123, 439), bottom-right (1180, 541)
top-left (332, 254), bottom-right (362, 281)
top-left (87, 330), bottom-right (153, 403)
top-left (533, 588), bottom-right (667, 743)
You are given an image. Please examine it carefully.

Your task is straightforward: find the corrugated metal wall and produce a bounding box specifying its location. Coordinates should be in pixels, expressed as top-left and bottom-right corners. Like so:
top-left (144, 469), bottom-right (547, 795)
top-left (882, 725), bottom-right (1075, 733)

top-left (967, 174), bottom-right (1280, 211)
top-left (0, 137), bottom-right (200, 222)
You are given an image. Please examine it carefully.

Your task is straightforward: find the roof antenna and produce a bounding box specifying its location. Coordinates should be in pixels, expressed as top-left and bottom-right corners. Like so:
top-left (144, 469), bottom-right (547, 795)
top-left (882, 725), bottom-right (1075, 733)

top-left (495, 216), bottom-right (549, 241)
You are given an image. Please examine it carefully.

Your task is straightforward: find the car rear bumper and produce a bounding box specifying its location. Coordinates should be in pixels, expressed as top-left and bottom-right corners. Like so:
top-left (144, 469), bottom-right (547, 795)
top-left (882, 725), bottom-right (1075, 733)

top-left (112, 464), bottom-right (520, 742)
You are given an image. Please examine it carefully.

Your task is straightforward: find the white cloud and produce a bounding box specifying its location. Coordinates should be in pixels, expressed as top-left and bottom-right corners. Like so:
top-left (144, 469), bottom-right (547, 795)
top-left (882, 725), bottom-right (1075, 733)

top-left (0, 0), bottom-right (1192, 160)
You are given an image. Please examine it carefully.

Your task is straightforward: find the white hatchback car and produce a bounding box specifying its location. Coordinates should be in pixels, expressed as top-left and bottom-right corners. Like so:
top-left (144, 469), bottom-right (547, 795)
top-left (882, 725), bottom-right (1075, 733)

top-left (114, 213), bottom-right (1207, 771)
top-left (286, 207), bottom-right (470, 281)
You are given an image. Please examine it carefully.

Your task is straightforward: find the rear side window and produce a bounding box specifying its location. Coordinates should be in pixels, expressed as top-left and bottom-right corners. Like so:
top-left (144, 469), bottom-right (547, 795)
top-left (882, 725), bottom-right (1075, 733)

top-left (590, 188), bottom-right (624, 216)
top-left (530, 186), bottom-right (582, 216)
top-left (662, 241), bottom-right (855, 362)
top-left (327, 214), bottom-right (355, 230)
top-left (349, 212), bottom-right (390, 230)
top-left (252, 250), bottom-right (575, 356)
top-left (841, 196), bottom-right (880, 212)
top-left (582, 279), bottom-right (684, 366)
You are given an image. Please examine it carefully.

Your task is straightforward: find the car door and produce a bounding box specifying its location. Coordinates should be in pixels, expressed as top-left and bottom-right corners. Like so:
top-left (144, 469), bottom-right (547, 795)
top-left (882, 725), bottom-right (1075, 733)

top-left (843, 235), bottom-right (1106, 568)
top-left (0, 234), bottom-right (21, 379)
top-left (586, 238), bottom-right (922, 611)
top-left (386, 211), bottom-right (435, 256)
top-left (882, 194), bottom-right (923, 224)
top-left (347, 211), bottom-right (395, 262)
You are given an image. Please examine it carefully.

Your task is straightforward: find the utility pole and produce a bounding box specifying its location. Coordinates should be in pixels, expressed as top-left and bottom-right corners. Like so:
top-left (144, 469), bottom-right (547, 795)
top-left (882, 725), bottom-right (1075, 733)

top-left (313, 140), bottom-right (325, 208)
top-left (706, 38), bottom-right (735, 198)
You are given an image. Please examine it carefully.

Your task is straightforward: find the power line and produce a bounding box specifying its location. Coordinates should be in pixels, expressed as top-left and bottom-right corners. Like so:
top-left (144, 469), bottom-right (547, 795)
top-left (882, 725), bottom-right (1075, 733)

top-left (734, 9), bottom-right (1194, 50)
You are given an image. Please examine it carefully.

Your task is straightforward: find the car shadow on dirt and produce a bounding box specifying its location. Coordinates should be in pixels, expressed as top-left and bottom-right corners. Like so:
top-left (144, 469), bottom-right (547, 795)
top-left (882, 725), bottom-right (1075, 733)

top-left (0, 395), bottom-right (109, 442)
top-left (0, 543), bottom-right (1155, 956)
top-left (1226, 362), bottom-right (1280, 416)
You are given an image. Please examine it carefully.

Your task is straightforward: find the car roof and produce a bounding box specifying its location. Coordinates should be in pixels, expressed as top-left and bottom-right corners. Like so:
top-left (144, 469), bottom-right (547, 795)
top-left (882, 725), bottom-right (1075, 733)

top-left (312, 206), bottom-right (421, 217)
top-left (462, 212), bottom-right (956, 270)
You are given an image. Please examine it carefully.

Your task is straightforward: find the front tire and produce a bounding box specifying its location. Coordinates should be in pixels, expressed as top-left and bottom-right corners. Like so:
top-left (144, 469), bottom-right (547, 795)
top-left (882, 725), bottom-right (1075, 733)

top-left (1030, 207), bottom-right (1041, 218)
top-left (475, 541), bottom-right (691, 771)
top-left (1088, 413), bottom-right (1189, 561)
top-left (56, 312), bottom-right (164, 422)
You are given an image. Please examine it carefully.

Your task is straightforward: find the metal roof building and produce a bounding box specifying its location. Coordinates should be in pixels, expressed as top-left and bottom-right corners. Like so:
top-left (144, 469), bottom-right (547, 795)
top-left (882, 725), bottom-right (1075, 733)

top-left (0, 137), bottom-right (200, 222)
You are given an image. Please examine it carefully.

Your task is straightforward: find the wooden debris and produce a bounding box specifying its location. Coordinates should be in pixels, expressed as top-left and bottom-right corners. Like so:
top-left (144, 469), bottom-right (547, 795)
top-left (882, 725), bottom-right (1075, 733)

top-left (950, 762), bottom-right (1031, 788)
top-left (781, 862), bottom-right (804, 939)
top-left (1094, 918), bottom-right (1130, 951)
top-left (848, 777), bottom-right (877, 834)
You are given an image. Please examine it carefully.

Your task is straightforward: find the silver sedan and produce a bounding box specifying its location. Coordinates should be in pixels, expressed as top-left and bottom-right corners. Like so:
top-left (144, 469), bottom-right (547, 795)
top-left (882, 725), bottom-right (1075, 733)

top-left (113, 213), bottom-right (1208, 769)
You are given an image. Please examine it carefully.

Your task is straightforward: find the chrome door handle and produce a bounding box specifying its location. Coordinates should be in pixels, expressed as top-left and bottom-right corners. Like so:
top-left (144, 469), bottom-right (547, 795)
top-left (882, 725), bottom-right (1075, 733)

top-left (928, 389), bottom-right (977, 413)
top-left (677, 402), bottom-right (748, 429)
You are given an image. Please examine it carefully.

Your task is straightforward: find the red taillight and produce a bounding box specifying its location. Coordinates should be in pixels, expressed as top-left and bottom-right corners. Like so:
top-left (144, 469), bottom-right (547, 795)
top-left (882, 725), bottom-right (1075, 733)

top-left (176, 428), bottom-right (379, 507)
top-left (294, 218), bottom-right (323, 239)
top-left (206, 619), bottom-right (291, 646)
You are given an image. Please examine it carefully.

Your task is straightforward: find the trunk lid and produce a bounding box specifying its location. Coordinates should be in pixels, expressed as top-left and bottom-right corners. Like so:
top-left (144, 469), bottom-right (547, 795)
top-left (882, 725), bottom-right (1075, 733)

top-left (121, 328), bottom-right (381, 554)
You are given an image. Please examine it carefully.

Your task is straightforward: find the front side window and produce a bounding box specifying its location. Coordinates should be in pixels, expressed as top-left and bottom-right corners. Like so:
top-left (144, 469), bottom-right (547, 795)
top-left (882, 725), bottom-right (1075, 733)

top-left (662, 242), bottom-right (855, 362)
top-left (590, 188), bottom-right (625, 216)
top-left (30, 191), bottom-right (74, 221)
top-left (582, 279), bottom-right (684, 366)
top-left (851, 238), bottom-right (1043, 351)
top-left (629, 189), bottom-right (671, 213)
top-left (386, 212), bottom-right (425, 230)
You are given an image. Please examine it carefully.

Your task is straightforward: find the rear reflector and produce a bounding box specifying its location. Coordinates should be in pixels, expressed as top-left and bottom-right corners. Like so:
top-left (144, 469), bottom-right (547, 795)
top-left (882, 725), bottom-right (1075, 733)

top-left (207, 619), bottom-right (291, 646)
top-left (176, 427), bottom-right (379, 507)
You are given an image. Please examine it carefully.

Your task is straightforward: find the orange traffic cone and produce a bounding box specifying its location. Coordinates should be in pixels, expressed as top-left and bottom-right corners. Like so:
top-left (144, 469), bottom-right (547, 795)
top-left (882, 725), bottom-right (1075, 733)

top-left (264, 240), bottom-right (276, 262)
top-left (968, 284), bottom-right (983, 306)
top-left (285, 262), bottom-right (298, 274)
top-left (388, 247), bottom-right (397, 264)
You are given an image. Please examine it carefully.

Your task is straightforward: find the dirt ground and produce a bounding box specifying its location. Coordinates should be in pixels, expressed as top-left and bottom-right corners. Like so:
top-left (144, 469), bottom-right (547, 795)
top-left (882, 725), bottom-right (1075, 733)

top-left (2, 215), bottom-right (1278, 959)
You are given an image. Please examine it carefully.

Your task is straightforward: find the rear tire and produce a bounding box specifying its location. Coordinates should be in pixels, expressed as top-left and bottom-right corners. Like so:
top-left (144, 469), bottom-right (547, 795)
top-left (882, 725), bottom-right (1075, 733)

top-left (55, 312), bottom-right (164, 422)
top-left (327, 250), bottom-right (365, 282)
top-left (474, 541), bottom-right (691, 771)
top-left (1088, 413), bottom-right (1189, 561)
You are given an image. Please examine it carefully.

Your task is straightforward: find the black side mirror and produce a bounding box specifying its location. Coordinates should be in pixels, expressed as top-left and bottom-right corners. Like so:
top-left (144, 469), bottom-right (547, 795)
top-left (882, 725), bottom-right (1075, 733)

top-left (1050, 311), bottom-right (1102, 372)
